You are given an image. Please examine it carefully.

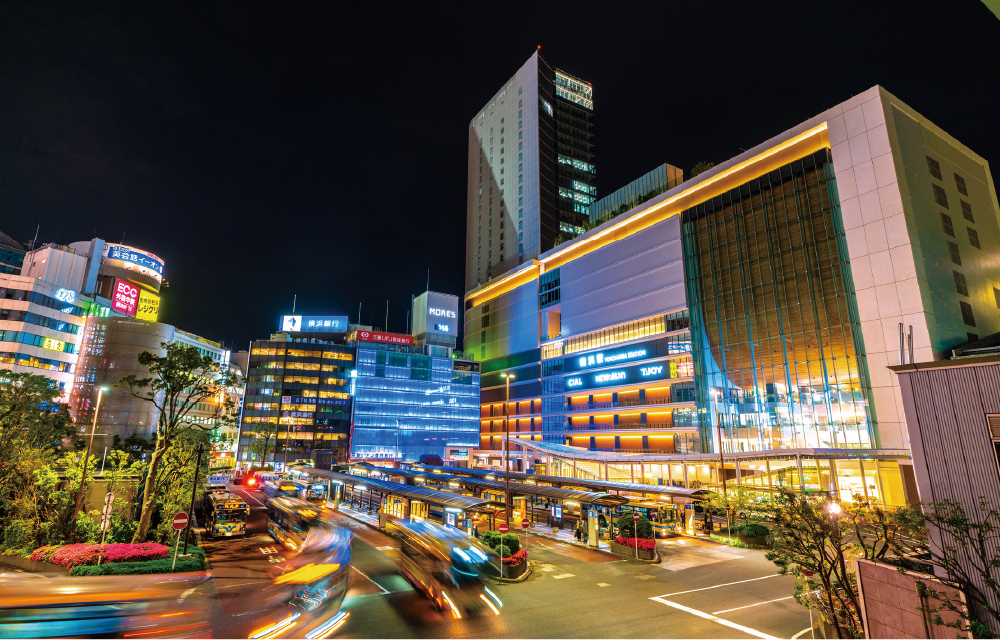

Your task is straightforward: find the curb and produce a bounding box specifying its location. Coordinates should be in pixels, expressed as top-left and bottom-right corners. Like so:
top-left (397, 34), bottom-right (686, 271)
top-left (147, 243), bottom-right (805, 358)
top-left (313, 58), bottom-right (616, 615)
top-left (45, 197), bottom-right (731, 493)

top-left (190, 512), bottom-right (212, 573)
top-left (494, 559), bottom-right (533, 583)
top-left (0, 554), bottom-right (69, 574)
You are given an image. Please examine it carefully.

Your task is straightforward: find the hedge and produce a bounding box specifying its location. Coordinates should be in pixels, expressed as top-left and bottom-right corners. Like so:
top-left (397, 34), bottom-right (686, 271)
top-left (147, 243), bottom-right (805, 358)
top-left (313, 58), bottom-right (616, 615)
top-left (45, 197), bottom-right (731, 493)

top-left (70, 556), bottom-right (205, 576)
top-left (48, 543), bottom-right (170, 568)
top-left (615, 536), bottom-right (656, 551)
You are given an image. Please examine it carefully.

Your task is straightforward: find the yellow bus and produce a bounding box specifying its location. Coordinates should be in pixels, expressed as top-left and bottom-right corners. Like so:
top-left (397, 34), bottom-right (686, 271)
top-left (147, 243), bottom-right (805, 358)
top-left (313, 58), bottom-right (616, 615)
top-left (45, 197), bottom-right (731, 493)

top-left (205, 492), bottom-right (250, 538)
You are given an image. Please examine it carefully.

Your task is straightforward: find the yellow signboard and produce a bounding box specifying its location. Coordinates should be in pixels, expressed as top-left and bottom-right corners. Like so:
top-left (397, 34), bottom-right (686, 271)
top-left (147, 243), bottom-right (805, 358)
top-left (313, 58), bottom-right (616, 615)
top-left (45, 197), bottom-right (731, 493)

top-left (42, 337), bottom-right (66, 352)
top-left (136, 288), bottom-right (160, 321)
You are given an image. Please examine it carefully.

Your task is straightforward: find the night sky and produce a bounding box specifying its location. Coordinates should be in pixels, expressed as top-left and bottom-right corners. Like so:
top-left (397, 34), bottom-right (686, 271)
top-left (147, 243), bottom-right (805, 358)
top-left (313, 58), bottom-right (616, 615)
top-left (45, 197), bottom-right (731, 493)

top-left (2, 2), bottom-right (998, 352)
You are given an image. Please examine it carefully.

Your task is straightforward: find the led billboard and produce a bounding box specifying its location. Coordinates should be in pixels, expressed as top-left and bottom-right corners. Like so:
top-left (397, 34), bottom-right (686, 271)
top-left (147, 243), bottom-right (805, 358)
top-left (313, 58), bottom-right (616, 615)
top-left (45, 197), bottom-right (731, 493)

top-left (280, 315), bottom-right (349, 332)
top-left (104, 244), bottom-right (165, 276)
top-left (136, 288), bottom-right (160, 321)
top-left (111, 278), bottom-right (139, 317)
top-left (352, 330), bottom-right (414, 345)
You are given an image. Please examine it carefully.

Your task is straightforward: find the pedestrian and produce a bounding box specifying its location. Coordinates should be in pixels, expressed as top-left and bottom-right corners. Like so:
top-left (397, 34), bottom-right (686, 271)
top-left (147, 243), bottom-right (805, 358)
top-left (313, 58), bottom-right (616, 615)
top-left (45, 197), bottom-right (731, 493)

top-left (574, 521), bottom-right (581, 541)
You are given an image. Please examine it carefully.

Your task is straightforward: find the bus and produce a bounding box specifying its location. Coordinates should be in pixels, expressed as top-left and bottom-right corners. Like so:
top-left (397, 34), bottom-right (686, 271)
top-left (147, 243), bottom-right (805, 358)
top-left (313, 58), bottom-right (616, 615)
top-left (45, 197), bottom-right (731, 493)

top-left (608, 499), bottom-right (683, 538)
top-left (205, 492), bottom-right (250, 538)
top-left (267, 497), bottom-right (323, 550)
top-left (262, 478), bottom-right (298, 502)
top-left (293, 479), bottom-right (327, 503)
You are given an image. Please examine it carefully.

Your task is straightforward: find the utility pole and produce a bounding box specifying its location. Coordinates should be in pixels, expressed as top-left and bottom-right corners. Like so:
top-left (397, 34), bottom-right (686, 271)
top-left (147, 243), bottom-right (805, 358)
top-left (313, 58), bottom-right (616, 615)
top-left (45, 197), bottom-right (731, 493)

top-left (183, 443), bottom-right (205, 554)
top-left (71, 387), bottom-right (107, 541)
top-left (501, 373), bottom-right (515, 524)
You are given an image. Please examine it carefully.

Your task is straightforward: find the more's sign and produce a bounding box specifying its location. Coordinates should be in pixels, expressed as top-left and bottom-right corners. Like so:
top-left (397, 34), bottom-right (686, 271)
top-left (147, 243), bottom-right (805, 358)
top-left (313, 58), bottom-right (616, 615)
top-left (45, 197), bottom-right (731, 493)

top-left (111, 279), bottom-right (140, 317)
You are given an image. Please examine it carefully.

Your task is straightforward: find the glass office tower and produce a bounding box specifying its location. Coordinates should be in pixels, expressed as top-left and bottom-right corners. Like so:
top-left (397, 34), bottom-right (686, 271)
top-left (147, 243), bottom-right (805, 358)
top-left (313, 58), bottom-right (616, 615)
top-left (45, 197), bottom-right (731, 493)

top-left (682, 150), bottom-right (876, 453)
top-left (351, 342), bottom-right (481, 461)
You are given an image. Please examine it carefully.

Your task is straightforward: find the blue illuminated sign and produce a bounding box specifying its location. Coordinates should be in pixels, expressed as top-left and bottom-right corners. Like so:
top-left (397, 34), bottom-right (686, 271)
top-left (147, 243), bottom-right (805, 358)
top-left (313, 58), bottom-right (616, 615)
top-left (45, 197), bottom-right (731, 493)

top-left (563, 360), bottom-right (678, 391)
top-left (280, 315), bottom-right (349, 332)
top-left (567, 340), bottom-right (659, 373)
top-left (105, 244), bottom-right (164, 276)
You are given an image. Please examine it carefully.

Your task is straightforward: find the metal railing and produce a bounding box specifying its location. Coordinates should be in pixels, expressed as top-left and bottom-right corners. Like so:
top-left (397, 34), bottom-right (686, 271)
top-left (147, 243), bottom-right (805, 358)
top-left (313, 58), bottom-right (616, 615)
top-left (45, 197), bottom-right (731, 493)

top-left (565, 395), bottom-right (686, 412)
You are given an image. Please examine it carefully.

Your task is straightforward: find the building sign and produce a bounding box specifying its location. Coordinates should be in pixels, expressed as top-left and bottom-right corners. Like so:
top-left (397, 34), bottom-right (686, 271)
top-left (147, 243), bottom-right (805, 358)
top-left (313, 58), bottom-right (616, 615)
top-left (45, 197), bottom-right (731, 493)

top-left (42, 337), bottom-right (66, 352)
top-left (563, 359), bottom-right (677, 391)
top-left (568, 342), bottom-right (656, 372)
top-left (280, 315), bottom-right (348, 332)
top-left (353, 330), bottom-right (414, 345)
top-left (111, 278), bottom-right (139, 317)
top-left (83, 301), bottom-right (111, 318)
top-left (449, 449), bottom-right (469, 461)
top-left (135, 289), bottom-right (160, 321)
top-left (54, 288), bottom-right (76, 303)
top-left (104, 244), bottom-right (165, 276)
top-left (412, 291), bottom-right (459, 337)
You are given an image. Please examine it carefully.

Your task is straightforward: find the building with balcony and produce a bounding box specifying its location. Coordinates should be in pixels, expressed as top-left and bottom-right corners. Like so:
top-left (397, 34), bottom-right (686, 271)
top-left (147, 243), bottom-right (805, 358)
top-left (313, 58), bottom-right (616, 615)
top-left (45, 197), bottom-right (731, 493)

top-left (465, 85), bottom-right (1000, 504)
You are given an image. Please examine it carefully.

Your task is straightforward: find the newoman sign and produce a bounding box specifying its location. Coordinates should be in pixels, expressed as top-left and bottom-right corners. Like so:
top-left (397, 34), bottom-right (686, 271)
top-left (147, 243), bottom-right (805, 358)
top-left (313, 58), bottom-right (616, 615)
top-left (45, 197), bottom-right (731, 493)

top-left (564, 359), bottom-right (688, 392)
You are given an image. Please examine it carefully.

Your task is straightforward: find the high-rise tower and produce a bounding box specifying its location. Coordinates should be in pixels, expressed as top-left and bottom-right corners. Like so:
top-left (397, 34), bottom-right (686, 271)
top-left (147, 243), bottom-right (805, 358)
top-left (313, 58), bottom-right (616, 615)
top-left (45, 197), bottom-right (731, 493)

top-left (465, 50), bottom-right (595, 293)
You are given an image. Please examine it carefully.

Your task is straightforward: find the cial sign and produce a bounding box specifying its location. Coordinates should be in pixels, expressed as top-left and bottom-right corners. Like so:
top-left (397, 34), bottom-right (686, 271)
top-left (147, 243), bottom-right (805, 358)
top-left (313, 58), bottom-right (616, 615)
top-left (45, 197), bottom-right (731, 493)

top-left (111, 278), bottom-right (140, 317)
top-left (105, 244), bottom-right (165, 277)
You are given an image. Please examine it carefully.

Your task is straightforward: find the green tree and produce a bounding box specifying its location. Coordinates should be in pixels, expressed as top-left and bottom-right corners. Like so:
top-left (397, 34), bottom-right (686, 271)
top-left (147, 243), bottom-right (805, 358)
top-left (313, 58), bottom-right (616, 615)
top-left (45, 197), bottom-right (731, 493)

top-left (248, 421), bottom-right (279, 465)
top-left (690, 161), bottom-right (715, 178)
top-left (151, 429), bottom-right (210, 544)
top-left (117, 342), bottom-right (239, 543)
top-left (617, 509), bottom-right (654, 539)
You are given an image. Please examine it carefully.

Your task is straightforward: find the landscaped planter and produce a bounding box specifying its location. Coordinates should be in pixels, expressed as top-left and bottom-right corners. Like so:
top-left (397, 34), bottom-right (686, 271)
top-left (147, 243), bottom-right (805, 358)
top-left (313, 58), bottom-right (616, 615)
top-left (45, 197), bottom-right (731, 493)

top-left (497, 560), bottom-right (528, 580)
top-left (610, 541), bottom-right (656, 561)
top-left (736, 533), bottom-right (768, 547)
top-left (0, 554), bottom-right (69, 574)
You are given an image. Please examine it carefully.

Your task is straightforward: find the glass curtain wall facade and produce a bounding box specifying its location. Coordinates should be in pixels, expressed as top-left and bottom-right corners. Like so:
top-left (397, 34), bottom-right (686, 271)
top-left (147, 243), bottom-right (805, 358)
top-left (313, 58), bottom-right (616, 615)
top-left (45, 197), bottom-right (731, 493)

top-left (682, 150), bottom-right (876, 453)
top-left (351, 344), bottom-right (481, 461)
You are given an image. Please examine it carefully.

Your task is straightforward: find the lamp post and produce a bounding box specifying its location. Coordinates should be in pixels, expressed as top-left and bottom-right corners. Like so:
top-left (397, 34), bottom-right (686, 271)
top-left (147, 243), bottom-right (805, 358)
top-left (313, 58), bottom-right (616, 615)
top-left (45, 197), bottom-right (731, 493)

top-left (501, 372), bottom-right (515, 525)
top-left (72, 386), bottom-right (108, 539)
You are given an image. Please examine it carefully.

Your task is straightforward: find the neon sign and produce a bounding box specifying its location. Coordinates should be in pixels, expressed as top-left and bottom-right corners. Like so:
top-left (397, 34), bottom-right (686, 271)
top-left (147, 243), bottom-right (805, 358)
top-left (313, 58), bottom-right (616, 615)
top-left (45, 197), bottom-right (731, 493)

top-left (567, 377), bottom-right (583, 388)
top-left (429, 308), bottom-right (456, 318)
top-left (54, 288), bottom-right (76, 303)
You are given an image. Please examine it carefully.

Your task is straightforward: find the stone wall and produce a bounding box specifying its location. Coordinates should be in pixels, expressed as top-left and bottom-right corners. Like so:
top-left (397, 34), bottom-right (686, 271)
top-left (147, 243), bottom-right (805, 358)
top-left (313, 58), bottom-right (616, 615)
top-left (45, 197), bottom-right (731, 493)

top-left (857, 558), bottom-right (968, 639)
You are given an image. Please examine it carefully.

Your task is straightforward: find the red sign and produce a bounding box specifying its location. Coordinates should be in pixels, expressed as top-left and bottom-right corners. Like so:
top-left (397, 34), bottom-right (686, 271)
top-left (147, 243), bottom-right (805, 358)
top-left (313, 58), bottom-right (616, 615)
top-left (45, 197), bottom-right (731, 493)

top-left (633, 513), bottom-right (641, 521)
top-left (521, 518), bottom-right (530, 529)
top-left (497, 522), bottom-right (508, 534)
top-left (354, 330), bottom-right (414, 345)
top-left (172, 512), bottom-right (189, 530)
top-left (111, 278), bottom-right (140, 317)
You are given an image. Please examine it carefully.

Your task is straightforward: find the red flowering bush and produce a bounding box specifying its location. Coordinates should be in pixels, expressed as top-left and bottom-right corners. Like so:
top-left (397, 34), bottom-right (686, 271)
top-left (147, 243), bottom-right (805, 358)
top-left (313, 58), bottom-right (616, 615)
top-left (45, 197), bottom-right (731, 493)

top-left (29, 545), bottom-right (63, 563)
top-left (46, 543), bottom-right (169, 568)
top-left (500, 548), bottom-right (528, 566)
top-left (615, 536), bottom-right (655, 551)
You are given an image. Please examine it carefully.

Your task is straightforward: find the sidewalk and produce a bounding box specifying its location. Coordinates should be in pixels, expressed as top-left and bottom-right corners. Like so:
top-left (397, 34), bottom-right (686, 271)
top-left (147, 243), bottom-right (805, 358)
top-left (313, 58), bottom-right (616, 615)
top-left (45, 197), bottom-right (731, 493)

top-left (524, 523), bottom-right (611, 552)
top-left (328, 502), bottom-right (380, 529)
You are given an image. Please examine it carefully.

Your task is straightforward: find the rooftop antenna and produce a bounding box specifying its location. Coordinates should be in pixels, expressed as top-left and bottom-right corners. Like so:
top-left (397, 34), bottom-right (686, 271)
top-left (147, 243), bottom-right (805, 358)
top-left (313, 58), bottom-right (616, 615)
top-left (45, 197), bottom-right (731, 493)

top-left (121, 232), bottom-right (126, 244)
top-left (385, 300), bottom-right (389, 332)
top-left (29, 225), bottom-right (39, 251)
top-left (426, 269), bottom-right (430, 293)
top-left (357, 302), bottom-right (361, 325)
top-left (292, 294), bottom-right (297, 314)
top-left (406, 309), bottom-right (410, 335)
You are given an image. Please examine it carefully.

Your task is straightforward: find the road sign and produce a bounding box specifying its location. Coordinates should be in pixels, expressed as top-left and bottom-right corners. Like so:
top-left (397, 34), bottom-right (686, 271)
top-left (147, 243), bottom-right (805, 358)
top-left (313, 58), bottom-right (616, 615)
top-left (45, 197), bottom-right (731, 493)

top-left (633, 512), bottom-right (641, 522)
top-left (101, 515), bottom-right (111, 531)
top-left (172, 512), bottom-right (189, 531)
top-left (497, 522), bottom-right (508, 534)
top-left (521, 518), bottom-right (530, 529)
top-left (102, 503), bottom-right (113, 517)
top-left (103, 492), bottom-right (115, 505)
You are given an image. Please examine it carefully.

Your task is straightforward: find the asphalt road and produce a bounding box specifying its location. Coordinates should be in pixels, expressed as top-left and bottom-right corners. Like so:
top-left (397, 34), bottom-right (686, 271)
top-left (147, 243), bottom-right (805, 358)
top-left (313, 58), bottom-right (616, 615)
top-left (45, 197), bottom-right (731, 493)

top-left (200, 484), bottom-right (811, 639)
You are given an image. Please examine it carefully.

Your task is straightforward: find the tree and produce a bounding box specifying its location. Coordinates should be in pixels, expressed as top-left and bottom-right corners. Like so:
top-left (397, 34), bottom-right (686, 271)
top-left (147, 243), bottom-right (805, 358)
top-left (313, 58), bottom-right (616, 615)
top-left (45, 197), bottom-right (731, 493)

top-left (690, 161), bottom-right (715, 178)
top-left (617, 509), bottom-right (654, 539)
top-left (117, 342), bottom-right (239, 543)
top-left (248, 421), bottom-right (279, 466)
top-left (765, 491), bottom-right (921, 639)
top-left (900, 498), bottom-right (1000, 637)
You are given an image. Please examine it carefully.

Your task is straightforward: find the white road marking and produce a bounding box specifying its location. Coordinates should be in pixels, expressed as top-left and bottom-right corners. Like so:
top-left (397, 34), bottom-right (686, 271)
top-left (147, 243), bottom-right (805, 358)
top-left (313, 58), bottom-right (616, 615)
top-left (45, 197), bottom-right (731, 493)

top-left (596, 583), bottom-right (611, 587)
top-left (650, 597), bottom-right (779, 640)
top-left (268, 556), bottom-right (284, 563)
top-left (375, 546), bottom-right (395, 551)
top-left (655, 574), bottom-right (782, 598)
top-left (552, 574), bottom-right (575, 579)
top-left (260, 547), bottom-right (277, 554)
top-left (712, 595), bottom-right (795, 614)
top-left (791, 627), bottom-right (813, 639)
top-left (635, 575), bottom-right (654, 580)
top-left (217, 581), bottom-right (270, 589)
top-left (234, 489), bottom-right (264, 506)
top-left (352, 566), bottom-right (389, 594)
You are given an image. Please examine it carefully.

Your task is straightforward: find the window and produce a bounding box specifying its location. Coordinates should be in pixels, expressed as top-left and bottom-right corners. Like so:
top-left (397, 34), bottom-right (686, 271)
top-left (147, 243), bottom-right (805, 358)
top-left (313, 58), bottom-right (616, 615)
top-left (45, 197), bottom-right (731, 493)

top-left (994, 287), bottom-right (1000, 309)
top-left (954, 271), bottom-right (969, 296)
top-left (926, 156), bottom-right (942, 180)
top-left (967, 333), bottom-right (979, 343)
top-left (961, 201), bottom-right (975, 223)
top-left (948, 241), bottom-right (962, 265)
top-left (960, 301), bottom-right (976, 327)
top-left (940, 213), bottom-right (954, 236)
top-left (955, 173), bottom-right (968, 196)
top-left (932, 184), bottom-right (949, 209)
top-left (968, 227), bottom-right (981, 249)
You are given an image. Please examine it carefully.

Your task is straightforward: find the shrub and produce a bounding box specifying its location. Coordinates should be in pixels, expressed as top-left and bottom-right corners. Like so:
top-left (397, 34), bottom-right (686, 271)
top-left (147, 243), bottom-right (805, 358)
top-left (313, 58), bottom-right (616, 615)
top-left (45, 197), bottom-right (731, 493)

top-left (501, 548), bottom-right (528, 566)
top-left (617, 510), bottom-right (654, 539)
top-left (738, 523), bottom-right (770, 538)
top-left (500, 532), bottom-right (520, 553)
top-left (70, 556), bottom-right (205, 576)
top-left (615, 536), bottom-right (656, 551)
top-left (4, 520), bottom-right (37, 553)
top-left (29, 545), bottom-right (63, 563)
top-left (481, 531), bottom-right (500, 550)
top-left (495, 544), bottom-right (512, 559)
top-left (47, 543), bottom-right (170, 568)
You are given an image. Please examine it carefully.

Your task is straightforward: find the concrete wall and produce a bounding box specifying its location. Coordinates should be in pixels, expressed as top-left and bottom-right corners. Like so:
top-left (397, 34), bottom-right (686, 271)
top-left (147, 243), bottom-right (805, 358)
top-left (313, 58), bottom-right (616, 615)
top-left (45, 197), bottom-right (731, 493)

top-left (464, 279), bottom-right (539, 362)
top-left (857, 559), bottom-right (965, 639)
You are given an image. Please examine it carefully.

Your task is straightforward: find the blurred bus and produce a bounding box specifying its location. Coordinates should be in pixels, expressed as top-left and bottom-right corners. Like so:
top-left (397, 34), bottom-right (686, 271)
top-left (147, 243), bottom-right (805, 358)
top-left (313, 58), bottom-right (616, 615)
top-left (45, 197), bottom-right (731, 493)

top-left (293, 479), bottom-right (327, 504)
top-left (205, 491), bottom-right (250, 538)
top-left (262, 479), bottom-right (298, 502)
top-left (267, 497), bottom-right (322, 550)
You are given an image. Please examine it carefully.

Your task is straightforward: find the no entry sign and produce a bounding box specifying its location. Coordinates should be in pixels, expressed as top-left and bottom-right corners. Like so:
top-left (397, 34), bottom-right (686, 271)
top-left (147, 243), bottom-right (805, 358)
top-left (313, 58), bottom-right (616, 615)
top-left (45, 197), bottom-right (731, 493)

top-left (172, 512), bottom-right (189, 530)
top-left (521, 518), bottom-right (530, 529)
top-left (498, 522), bottom-right (509, 534)
top-left (634, 512), bottom-right (641, 521)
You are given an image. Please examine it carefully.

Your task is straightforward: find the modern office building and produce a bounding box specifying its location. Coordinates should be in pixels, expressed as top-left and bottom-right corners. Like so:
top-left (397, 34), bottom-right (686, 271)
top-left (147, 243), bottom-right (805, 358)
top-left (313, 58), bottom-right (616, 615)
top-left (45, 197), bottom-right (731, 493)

top-left (0, 230), bottom-right (26, 275)
top-left (466, 50), bottom-right (597, 292)
top-left (465, 85), bottom-right (1000, 503)
top-left (236, 293), bottom-right (482, 467)
top-left (68, 317), bottom-right (227, 453)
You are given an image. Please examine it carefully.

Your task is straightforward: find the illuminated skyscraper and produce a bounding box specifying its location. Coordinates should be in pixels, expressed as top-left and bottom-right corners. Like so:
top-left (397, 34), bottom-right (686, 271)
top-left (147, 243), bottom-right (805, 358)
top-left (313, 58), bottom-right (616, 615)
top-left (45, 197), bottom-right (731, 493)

top-left (465, 50), bottom-right (595, 292)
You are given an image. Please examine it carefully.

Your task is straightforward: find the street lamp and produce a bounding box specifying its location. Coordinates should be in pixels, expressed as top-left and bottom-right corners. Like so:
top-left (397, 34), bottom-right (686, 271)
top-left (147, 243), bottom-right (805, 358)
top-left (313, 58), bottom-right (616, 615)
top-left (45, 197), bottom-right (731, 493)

top-left (500, 372), bottom-right (515, 525)
top-left (72, 385), bottom-right (109, 538)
